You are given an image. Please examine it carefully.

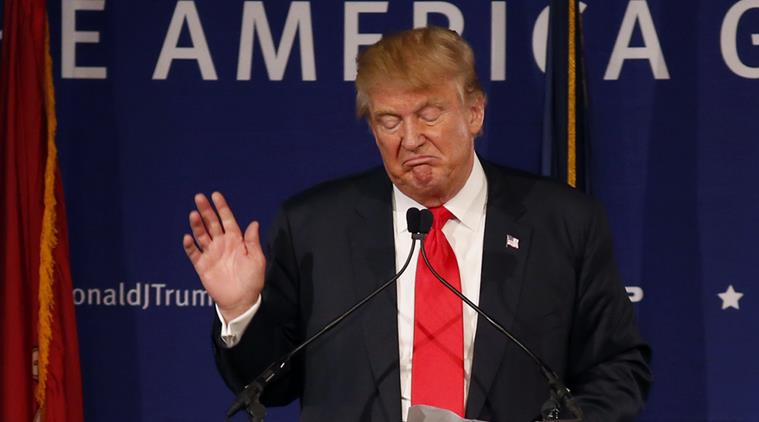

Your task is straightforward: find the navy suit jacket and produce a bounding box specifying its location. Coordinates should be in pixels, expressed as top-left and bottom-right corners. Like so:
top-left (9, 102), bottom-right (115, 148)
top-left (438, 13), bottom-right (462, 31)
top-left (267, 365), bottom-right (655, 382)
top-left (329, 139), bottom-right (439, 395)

top-left (213, 162), bottom-right (651, 422)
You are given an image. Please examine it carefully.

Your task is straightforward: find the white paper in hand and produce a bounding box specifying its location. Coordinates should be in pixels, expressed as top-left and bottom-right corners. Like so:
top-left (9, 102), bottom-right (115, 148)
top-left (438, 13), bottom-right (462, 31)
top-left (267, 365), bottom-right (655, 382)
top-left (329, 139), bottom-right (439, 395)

top-left (407, 405), bottom-right (486, 422)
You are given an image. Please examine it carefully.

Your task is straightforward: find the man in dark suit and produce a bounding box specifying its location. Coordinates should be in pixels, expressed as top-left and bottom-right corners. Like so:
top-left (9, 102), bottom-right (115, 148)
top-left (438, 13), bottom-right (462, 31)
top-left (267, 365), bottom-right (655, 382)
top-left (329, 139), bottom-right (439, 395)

top-left (183, 27), bottom-right (651, 422)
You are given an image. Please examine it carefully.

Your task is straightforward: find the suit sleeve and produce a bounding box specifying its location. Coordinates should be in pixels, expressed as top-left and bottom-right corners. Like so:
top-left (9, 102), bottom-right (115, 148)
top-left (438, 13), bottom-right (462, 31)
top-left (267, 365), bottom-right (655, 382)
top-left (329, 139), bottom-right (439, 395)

top-left (566, 201), bottom-right (652, 422)
top-left (212, 207), bottom-right (305, 407)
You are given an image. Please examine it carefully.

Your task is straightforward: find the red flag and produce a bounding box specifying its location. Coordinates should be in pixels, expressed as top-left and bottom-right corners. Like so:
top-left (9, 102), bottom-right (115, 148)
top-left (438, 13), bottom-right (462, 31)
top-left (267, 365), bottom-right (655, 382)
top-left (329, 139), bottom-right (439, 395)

top-left (0, 0), bottom-right (84, 420)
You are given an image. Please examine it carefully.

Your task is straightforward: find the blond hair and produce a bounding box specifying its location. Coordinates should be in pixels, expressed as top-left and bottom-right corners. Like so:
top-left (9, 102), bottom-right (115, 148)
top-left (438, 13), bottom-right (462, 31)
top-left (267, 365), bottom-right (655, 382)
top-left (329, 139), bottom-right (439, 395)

top-left (355, 26), bottom-right (484, 119)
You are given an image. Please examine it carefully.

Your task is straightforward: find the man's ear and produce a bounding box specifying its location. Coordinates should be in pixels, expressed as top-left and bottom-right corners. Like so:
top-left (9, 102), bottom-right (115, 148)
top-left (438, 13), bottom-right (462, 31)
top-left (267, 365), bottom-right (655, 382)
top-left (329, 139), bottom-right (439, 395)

top-left (467, 94), bottom-right (485, 135)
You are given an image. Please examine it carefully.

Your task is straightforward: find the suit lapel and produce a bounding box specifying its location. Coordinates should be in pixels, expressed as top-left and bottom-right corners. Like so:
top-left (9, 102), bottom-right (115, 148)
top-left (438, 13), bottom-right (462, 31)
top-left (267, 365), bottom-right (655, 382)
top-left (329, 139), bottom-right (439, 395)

top-left (466, 164), bottom-right (533, 419)
top-left (347, 171), bottom-right (402, 421)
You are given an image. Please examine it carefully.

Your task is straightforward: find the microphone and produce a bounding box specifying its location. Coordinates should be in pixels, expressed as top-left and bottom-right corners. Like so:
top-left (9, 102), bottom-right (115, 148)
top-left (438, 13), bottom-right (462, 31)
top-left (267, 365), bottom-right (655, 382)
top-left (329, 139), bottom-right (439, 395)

top-left (418, 207), bottom-right (433, 236)
top-left (407, 207), bottom-right (421, 234)
top-left (417, 208), bottom-right (584, 421)
top-left (226, 208), bottom-right (425, 420)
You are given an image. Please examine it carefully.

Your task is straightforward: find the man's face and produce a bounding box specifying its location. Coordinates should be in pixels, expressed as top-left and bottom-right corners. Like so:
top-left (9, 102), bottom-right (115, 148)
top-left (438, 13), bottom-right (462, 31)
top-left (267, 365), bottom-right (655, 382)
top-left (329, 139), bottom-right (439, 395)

top-left (367, 80), bottom-right (485, 207)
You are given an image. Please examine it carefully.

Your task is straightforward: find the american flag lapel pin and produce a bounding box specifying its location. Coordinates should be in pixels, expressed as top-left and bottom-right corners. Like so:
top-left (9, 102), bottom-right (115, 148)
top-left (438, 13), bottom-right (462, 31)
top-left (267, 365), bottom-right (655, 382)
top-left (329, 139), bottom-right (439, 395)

top-left (506, 234), bottom-right (520, 250)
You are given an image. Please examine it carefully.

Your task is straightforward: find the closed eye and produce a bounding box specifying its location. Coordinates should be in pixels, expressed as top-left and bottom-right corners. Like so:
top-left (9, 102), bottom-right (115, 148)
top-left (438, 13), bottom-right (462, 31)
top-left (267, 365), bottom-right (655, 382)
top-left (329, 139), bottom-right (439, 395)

top-left (419, 106), bottom-right (442, 123)
top-left (378, 115), bottom-right (401, 130)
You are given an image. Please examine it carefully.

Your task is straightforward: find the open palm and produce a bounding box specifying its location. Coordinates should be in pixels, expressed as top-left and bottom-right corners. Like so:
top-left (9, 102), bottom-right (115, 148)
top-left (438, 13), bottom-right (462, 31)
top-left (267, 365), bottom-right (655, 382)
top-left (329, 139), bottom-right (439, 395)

top-left (183, 192), bottom-right (265, 322)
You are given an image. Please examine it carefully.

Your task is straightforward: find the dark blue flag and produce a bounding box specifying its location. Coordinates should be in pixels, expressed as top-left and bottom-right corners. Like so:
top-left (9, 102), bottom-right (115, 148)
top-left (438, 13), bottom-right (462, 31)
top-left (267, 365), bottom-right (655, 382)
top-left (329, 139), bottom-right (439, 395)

top-left (542, 0), bottom-right (591, 192)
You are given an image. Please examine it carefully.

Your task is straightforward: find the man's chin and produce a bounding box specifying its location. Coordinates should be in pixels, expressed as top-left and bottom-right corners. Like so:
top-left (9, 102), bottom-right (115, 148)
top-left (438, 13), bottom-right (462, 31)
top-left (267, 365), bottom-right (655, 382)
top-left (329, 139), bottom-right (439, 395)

top-left (409, 164), bottom-right (439, 184)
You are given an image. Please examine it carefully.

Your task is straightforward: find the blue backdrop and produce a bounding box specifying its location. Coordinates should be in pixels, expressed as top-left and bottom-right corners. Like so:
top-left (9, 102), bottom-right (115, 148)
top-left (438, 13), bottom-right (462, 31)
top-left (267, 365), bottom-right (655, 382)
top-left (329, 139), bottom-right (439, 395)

top-left (7, 0), bottom-right (759, 420)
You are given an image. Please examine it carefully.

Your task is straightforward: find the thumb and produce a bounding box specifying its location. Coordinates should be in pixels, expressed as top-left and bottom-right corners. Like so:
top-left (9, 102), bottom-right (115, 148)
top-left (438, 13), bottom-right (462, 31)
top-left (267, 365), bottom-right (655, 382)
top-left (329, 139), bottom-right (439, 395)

top-left (244, 221), bottom-right (263, 256)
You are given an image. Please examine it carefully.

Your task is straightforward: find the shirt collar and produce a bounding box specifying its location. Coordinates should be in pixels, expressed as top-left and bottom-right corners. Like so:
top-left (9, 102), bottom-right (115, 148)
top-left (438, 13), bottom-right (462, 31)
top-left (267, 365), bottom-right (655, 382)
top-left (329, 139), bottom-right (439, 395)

top-left (393, 156), bottom-right (488, 233)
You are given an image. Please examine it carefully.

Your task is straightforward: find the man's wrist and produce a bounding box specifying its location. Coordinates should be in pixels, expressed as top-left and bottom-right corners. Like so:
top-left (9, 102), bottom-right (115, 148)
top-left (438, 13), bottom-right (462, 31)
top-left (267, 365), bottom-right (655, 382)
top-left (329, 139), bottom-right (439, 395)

top-left (218, 291), bottom-right (262, 323)
top-left (217, 295), bottom-right (261, 348)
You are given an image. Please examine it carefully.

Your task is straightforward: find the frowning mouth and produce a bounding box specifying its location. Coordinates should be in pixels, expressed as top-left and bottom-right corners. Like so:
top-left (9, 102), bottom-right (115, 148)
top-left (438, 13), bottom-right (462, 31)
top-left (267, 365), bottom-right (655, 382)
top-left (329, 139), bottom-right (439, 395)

top-left (403, 156), bottom-right (437, 167)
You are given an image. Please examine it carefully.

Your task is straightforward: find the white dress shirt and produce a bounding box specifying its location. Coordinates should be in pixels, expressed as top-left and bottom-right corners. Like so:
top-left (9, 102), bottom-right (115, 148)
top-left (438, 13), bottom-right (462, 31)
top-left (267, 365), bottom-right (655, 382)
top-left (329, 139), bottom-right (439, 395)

top-left (217, 157), bottom-right (488, 422)
top-left (393, 157), bottom-right (487, 420)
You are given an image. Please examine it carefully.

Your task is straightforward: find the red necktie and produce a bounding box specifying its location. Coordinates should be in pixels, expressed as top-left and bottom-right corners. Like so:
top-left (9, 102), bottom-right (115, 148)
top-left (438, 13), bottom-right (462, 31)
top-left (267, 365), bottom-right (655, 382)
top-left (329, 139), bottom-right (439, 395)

top-left (411, 207), bottom-right (465, 416)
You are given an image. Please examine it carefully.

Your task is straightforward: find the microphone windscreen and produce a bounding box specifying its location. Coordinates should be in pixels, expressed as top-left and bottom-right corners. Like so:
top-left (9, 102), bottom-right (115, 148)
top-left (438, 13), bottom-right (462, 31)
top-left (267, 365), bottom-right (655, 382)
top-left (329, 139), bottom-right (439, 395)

top-left (406, 208), bottom-right (421, 233)
top-left (419, 209), bottom-right (433, 234)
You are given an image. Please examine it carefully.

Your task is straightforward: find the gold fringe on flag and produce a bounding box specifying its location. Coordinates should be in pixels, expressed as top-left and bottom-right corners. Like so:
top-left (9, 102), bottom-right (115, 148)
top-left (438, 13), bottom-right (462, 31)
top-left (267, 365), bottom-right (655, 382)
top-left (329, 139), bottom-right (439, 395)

top-left (35, 16), bottom-right (60, 406)
top-left (567, 0), bottom-right (577, 188)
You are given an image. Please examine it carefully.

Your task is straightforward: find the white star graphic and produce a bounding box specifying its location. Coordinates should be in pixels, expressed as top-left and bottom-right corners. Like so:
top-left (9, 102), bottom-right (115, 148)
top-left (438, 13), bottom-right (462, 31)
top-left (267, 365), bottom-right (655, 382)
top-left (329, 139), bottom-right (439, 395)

top-left (718, 285), bottom-right (744, 310)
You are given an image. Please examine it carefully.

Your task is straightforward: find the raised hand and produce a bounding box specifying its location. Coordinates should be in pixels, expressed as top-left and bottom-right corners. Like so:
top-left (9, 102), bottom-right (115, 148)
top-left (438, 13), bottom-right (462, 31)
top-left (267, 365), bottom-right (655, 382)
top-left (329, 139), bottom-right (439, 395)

top-left (183, 192), bottom-right (265, 322)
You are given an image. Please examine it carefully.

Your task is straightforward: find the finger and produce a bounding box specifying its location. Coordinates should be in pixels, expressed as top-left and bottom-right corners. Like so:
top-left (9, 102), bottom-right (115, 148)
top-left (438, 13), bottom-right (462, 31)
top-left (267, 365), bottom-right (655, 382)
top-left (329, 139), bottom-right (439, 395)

top-left (189, 210), bottom-right (211, 250)
top-left (182, 233), bottom-right (202, 266)
top-left (244, 221), bottom-right (264, 258)
top-left (195, 193), bottom-right (223, 237)
top-left (211, 191), bottom-right (241, 236)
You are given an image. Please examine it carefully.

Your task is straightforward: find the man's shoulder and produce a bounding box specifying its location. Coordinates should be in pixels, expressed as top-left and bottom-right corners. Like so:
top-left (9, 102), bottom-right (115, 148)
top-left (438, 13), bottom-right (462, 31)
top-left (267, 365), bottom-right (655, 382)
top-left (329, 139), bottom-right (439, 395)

top-left (482, 160), bottom-right (598, 214)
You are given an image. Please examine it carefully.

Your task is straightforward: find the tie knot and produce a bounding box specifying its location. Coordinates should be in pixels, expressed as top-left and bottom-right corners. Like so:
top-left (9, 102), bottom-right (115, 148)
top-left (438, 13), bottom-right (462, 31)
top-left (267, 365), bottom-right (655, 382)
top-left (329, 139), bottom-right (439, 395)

top-left (429, 206), bottom-right (454, 231)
